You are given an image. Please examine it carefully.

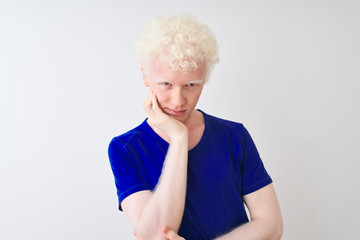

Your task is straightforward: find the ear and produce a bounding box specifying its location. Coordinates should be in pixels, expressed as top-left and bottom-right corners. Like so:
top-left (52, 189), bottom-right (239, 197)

top-left (141, 66), bottom-right (150, 87)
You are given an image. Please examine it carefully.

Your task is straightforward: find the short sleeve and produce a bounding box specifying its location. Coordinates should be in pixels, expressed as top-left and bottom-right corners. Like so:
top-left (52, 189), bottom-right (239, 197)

top-left (108, 137), bottom-right (150, 211)
top-left (239, 125), bottom-right (272, 195)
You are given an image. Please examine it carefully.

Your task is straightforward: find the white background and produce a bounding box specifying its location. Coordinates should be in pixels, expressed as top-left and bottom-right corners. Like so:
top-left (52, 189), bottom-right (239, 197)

top-left (1, 0), bottom-right (359, 239)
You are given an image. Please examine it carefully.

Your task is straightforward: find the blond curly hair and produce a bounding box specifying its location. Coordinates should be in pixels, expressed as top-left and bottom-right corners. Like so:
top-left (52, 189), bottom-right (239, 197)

top-left (134, 13), bottom-right (219, 79)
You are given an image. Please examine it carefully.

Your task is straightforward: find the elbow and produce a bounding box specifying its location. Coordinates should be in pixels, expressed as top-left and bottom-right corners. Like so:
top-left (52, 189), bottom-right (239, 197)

top-left (133, 212), bottom-right (160, 240)
top-left (277, 220), bottom-right (284, 240)
top-left (134, 223), bottom-right (167, 240)
top-left (268, 204), bottom-right (283, 240)
top-left (259, 212), bottom-right (283, 240)
top-left (135, 229), bottom-right (162, 240)
top-left (272, 215), bottom-right (283, 240)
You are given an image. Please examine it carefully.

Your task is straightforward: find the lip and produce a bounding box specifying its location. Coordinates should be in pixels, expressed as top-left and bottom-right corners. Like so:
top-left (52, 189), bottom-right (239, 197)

top-left (165, 108), bottom-right (187, 116)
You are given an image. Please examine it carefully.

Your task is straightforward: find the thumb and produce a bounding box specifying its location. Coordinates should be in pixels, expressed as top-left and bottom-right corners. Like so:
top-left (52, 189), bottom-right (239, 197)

top-left (163, 227), bottom-right (185, 240)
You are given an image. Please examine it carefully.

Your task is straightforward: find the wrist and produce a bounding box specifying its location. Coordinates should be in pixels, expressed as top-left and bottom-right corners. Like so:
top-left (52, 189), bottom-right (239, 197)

top-left (169, 127), bottom-right (188, 141)
top-left (169, 132), bottom-right (188, 145)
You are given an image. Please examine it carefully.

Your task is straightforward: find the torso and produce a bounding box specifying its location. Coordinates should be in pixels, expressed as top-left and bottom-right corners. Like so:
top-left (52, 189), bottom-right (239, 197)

top-left (109, 110), bottom-right (272, 239)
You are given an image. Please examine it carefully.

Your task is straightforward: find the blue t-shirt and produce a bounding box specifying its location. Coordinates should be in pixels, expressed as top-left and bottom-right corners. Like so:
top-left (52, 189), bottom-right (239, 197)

top-left (108, 110), bottom-right (272, 239)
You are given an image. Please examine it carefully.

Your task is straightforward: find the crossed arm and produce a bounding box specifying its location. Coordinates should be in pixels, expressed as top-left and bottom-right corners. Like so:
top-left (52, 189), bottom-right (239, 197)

top-left (126, 183), bottom-right (283, 240)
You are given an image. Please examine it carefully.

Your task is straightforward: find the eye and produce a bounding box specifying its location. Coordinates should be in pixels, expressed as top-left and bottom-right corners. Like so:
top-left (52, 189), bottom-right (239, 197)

top-left (186, 83), bottom-right (198, 88)
top-left (160, 82), bottom-right (171, 87)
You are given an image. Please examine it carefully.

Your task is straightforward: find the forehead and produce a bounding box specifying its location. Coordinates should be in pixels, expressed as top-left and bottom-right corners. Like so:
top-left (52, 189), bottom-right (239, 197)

top-left (149, 56), bottom-right (171, 73)
top-left (149, 56), bottom-right (205, 81)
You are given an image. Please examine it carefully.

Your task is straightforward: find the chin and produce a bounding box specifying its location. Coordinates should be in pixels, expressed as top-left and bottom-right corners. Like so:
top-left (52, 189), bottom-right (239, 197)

top-left (168, 114), bottom-right (187, 122)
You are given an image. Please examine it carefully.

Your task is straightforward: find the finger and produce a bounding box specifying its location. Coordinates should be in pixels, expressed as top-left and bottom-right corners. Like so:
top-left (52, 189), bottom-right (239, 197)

top-left (151, 93), bottom-right (166, 116)
top-left (143, 92), bottom-right (156, 119)
top-left (143, 102), bottom-right (155, 118)
top-left (142, 91), bottom-right (153, 109)
top-left (163, 227), bottom-right (184, 240)
top-left (133, 231), bottom-right (142, 240)
top-left (151, 93), bottom-right (161, 111)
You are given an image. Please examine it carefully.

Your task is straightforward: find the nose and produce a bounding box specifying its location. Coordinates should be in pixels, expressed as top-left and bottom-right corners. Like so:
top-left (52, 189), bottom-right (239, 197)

top-left (171, 87), bottom-right (186, 108)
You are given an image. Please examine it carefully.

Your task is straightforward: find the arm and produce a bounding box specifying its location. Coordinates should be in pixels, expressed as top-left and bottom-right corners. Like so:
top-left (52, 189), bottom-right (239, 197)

top-left (215, 184), bottom-right (283, 240)
top-left (122, 92), bottom-right (188, 240)
top-left (158, 184), bottom-right (282, 240)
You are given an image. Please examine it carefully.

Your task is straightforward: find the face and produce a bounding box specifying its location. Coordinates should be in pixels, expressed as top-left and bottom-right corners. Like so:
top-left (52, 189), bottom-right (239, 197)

top-left (142, 56), bottom-right (206, 125)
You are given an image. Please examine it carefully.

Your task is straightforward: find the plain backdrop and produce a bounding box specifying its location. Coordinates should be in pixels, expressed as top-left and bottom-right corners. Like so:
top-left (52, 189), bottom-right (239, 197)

top-left (1, 0), bottom-right (359, 239)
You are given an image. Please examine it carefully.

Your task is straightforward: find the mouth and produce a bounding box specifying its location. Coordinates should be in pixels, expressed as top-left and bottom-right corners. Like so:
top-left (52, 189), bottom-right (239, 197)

top-left (165, 108), bottom-right (187, 116)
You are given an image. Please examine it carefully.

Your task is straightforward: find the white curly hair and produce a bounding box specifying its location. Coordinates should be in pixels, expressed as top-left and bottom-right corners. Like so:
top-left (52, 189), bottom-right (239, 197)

top-left (134, 13), bottom-right (219, 80)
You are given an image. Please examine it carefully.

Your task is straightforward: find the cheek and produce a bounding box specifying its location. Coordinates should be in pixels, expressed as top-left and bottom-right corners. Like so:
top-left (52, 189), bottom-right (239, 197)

top-left (157, 95), bottom-right (169, 107)
top-left (189, 90), bottom-right (202, 104)
top-left (149, 85), bottom-right (162, 97)
top-left (150, 89), bottom-right (168, 107)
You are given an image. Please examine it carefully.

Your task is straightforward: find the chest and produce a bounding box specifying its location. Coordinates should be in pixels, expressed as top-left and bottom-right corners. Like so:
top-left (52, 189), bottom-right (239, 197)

top-left (188, 123), bottom-right (205, 150)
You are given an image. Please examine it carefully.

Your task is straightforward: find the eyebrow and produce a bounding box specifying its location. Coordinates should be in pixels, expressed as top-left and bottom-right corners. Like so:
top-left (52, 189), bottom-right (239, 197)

top-left (187, 80), bottom-right (204, 85)
top-left (153, 78), bottom-right (204, 85)
top-left (153, 77), bottom-right (168, 83)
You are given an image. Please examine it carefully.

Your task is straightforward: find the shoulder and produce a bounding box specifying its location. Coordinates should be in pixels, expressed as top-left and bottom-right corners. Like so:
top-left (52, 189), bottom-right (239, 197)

top-left (200, 110), bottom-right (256, 146)
top-left (201, 110), bottom-right (246, 135)
top-left (108, 119), bottom-right (150, 153)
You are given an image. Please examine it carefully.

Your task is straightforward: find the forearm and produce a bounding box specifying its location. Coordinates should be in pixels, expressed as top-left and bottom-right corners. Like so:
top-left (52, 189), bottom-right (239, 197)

top-left (215, 218), bottom-right (282, 240)
top-left (136, 135), bottom-right (188, 239)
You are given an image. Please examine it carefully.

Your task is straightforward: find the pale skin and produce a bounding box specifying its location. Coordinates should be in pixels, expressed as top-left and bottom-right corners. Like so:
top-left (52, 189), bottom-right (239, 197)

top-left (123, 56), bottom-right (283, 240)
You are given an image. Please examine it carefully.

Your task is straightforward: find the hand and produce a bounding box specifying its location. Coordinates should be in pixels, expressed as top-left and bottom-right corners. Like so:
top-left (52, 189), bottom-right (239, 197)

top-left (133, 227), bottom-right (186, 240)
top-left (142, 91), bottom-right (188, 141)
top-left (163, 227), bottom-right (186, 240)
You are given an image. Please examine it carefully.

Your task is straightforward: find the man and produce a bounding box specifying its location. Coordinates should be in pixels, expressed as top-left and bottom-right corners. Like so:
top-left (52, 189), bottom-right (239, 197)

top-left (108, 13), bottom-right (283, 240)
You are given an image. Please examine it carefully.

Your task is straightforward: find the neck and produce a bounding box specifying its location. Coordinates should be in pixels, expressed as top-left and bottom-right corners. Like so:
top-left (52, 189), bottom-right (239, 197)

top-left (185, 109), bottom-right (203, 132)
